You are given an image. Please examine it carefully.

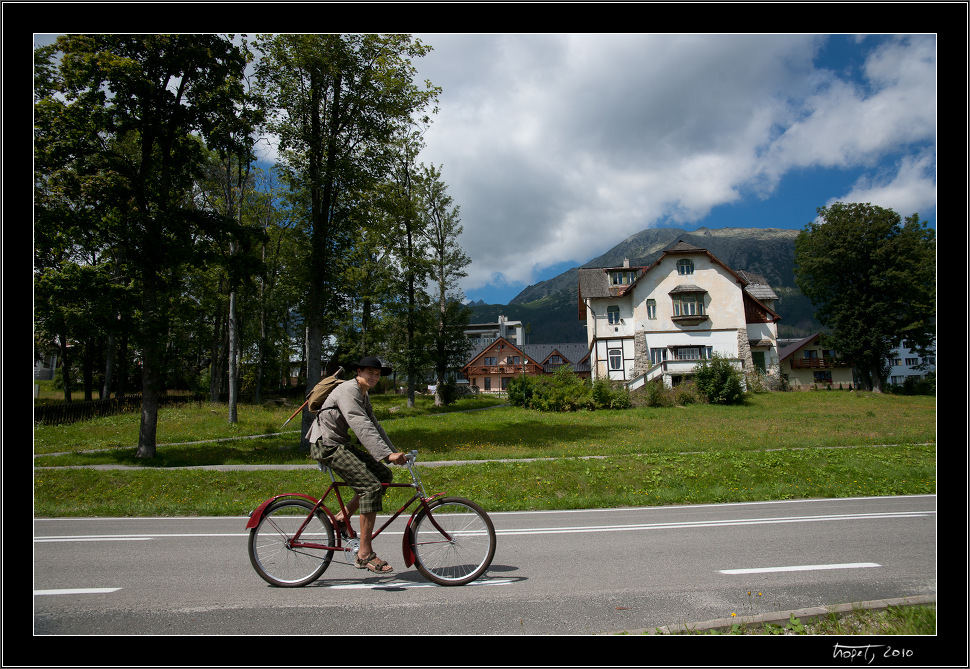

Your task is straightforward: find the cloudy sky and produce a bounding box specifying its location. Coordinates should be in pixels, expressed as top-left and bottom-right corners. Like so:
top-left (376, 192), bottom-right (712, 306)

top-left (409, 33), bottom-right (937, 305)
top-left (34, 32), bottom-right (937, 306)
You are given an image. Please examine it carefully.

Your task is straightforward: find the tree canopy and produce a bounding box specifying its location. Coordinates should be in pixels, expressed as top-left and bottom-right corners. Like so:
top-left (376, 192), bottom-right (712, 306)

top-left (34, 34), bottom-right (472, 459)
top-left (793, 202), bottom-right (936, 392)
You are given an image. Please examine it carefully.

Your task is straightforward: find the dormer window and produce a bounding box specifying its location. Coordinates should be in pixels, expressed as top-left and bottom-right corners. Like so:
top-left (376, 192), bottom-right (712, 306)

top-left (610, 270), bottom-right (637, 285)
top-left (677, 258), bottom-right (694, 275)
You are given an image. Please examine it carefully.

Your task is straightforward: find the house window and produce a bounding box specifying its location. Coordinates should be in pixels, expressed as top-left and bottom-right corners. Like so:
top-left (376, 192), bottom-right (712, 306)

top-left (677, 259), bottom-right (694, 275)
top-left (608, 349), bottom-right (622, 370)
top-left (610, 270), bottom-right (636, 285)
top-left (645, 299), bottom-right (656, 319)
top-left (607, 305), bottom-right (621, 324)
top-left (672, 293), bottom-right (705, 316)
top-left (905, 358), bottom-right (919, 366)
top-left (650, 348), bottom-right (667, 365)
top-left (676, 347), bottom-right (701, 360)
top-left (484, 377), bottom-right (491, 391)
top-left (483, 356), bottom-right (497, 366)
top-left (674, 346), bottom-right (711, 361)
top-left (550, 355), bottom-right (562, 364)
top-left (813, 371), bottom-right (832, 383)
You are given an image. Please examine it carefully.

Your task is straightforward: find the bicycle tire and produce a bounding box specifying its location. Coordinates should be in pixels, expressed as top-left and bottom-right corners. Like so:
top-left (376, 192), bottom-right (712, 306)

top-left (248, 498), bottom-right (335, 587)
top-left (410, 497), bottom-right (496, 586)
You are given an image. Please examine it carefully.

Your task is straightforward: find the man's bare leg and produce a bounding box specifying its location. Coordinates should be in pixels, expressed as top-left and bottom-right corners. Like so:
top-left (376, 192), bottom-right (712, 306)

top-left (334, 496), bottom-right (360, 526)
top-left (357, 511), bottom-right (392, 572)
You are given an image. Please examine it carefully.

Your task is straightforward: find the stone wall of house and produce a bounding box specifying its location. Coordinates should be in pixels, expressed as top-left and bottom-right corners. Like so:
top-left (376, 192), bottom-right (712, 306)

top-left (736, 328), bottom-right (754, 374)
top-left (632, 331), bottom-right (649, 380)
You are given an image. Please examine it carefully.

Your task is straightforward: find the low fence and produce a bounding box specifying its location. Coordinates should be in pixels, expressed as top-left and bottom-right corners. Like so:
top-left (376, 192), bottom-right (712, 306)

top-left (33, 394), bottom-right (204, 426)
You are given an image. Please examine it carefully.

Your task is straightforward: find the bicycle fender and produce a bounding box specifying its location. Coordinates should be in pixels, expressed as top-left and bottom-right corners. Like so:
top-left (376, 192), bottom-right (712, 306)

top-left (245, 493), bottom-right (320, 529)
top-left (400, 494), bottom-right (446, 567)
top-left (401, 508), bottom-right (420, 568)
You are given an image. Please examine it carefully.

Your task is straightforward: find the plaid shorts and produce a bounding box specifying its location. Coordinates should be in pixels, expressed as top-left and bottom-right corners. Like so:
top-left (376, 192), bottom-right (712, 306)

top-left (314, 440), bottom-right (393, 514)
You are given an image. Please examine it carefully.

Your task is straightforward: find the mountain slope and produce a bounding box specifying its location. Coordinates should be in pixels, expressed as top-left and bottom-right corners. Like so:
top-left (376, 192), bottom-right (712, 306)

top-left (470, 227), bottom-right (820, 343)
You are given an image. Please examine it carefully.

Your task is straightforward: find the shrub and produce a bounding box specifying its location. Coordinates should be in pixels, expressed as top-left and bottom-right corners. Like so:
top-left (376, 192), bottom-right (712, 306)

top-left (693, 353), bottom-right (746, 405)
top-left (888, 372), bottom-right (936, 396)
top-left (507, 366), bottom-right (595, 411)
top-left (592, 378), bottom-right (631, 410)
top-left (673, 380), bottom-right (703, 406)
top-left (631, 378), bottom-right (673, 408)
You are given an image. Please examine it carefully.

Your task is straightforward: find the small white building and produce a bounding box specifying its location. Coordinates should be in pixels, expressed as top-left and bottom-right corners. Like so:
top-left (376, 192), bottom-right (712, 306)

top-left (887, 338), bottom-right (936, 386)
top-left (578, 241), bottom-right (782, 389)
top-left (464, 315), bottom-right (524, 347)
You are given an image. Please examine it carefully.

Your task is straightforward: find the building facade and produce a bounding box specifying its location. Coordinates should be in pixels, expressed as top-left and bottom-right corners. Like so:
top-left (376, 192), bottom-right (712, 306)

top-left (778, 333), bottom-right (855, 388)
top-left (464, 315), bottom-right (524, 347)
top-left (578, 241), bottom-right (782, 389)
top-left (461, 338), bottom-right (590, 393)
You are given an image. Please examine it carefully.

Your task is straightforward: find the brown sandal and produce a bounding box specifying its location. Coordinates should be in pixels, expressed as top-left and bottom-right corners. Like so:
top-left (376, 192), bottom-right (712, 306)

top-left (355, 551), bottom-right (393, 573)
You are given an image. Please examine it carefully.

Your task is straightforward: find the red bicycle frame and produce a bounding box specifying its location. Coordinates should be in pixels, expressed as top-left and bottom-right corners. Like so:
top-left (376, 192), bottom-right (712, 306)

top-left (245, 478), bottom-right (447, 568)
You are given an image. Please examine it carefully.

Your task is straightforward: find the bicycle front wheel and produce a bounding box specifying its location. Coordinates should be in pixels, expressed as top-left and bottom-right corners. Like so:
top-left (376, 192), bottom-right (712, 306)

top-left (248, 498), bottom-right (334, 587)
top-left (410, 497), bottom-right (496, 586)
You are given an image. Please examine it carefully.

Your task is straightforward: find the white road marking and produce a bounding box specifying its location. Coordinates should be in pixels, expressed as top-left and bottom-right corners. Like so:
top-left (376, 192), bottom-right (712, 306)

top-left (330, 578), bottom-right (514, 590)
top-left (34, 588), bottom-right (121, 596)
top-left (494, 510), bottom-right (933, 536)
top-left (34, 509), bottom-right (933, 543)
top-left (720, 562), bottom-right (882, 575)
top-left (35, 536), bottom-right (154, 542)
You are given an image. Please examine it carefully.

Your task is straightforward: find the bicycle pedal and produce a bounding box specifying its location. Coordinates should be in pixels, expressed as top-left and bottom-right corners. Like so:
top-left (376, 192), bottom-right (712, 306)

top-left (343, 539), bottom-right (361, 564)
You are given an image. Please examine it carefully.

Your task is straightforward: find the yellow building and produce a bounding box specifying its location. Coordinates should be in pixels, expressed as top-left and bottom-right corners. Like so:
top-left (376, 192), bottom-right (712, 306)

top-left (778, 333), bottom-right (855, 389)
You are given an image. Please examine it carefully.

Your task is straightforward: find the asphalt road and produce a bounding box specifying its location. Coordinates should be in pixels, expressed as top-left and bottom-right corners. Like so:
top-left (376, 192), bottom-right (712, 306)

top-left (34, 495), bottom-right (936, 639)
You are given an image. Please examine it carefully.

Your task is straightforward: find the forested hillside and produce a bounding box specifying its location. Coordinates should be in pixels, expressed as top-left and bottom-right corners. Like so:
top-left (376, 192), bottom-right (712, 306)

top-left (470, 226), bottom-right (822, 343)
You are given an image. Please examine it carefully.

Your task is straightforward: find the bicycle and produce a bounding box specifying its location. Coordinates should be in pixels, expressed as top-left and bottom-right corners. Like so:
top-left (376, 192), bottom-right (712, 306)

top-left (246, 450), bottom-right (496, 587)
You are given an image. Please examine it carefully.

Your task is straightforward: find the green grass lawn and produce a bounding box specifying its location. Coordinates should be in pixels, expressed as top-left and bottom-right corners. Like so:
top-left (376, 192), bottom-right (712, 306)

top-left (33, 390), bottom-right (935, 518)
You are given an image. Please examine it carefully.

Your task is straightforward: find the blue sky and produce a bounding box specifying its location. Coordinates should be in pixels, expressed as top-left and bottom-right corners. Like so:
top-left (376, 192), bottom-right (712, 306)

top-left (409, 34), bottom-right (937, 305)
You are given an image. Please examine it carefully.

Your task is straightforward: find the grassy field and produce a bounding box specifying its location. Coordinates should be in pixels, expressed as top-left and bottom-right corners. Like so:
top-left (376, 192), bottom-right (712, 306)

top-left (32, 387), bottom-right (937, 636)
top-left (33, 389), bottom-right (936, 518)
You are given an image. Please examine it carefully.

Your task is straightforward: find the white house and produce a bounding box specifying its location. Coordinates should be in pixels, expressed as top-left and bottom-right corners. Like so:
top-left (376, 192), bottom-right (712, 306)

top-left (578, 241), bottom-right (782, 389)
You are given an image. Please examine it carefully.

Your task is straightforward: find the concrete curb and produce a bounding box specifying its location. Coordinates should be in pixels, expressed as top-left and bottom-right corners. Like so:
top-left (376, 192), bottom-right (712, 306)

top-left (614, 594), bottom-right (936, 635)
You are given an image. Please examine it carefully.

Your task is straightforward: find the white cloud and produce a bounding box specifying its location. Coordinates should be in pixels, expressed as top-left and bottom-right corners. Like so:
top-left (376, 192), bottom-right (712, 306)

top-left (412, 34), bottom-right (936, 298)
top-left (825, 149), bottom-right (937, 218)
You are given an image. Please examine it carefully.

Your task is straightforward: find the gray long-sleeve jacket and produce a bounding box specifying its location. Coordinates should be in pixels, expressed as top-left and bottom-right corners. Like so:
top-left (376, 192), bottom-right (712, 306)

top-left (305, 379), bottom-right (396, 462)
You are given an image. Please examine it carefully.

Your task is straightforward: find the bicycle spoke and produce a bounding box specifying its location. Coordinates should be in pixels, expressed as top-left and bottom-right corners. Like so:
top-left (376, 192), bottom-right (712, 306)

top-left (411, 498), bottom-right (496, 586)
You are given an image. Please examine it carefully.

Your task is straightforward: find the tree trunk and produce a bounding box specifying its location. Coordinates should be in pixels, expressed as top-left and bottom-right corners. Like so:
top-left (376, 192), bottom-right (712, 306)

top-left (102, 332), bottom-right (115, 399)
top-left (58, 333), bottom-right (72, 403)
top-left (228, 288), bottom-right (239, 423)
top-left (136, 271), bottom-right (161, 459)
top-left (209, 299), bottom-right (225, 403)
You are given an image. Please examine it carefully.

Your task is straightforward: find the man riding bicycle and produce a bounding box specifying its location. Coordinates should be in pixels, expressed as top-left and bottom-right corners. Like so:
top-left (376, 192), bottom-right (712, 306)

top-left (306, 356), bottom-right (407, 573)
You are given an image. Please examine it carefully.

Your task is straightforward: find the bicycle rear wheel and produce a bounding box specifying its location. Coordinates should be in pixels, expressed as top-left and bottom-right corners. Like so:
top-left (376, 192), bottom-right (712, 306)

top-left (410, 497), bottom-right (496, 586)
top-left (248, 498), bottom-right (334, 587)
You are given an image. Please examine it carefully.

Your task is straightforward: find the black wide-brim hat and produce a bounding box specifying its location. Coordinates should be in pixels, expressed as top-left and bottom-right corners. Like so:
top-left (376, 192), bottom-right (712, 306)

top-left (350, 356), bottom-right (393, 376)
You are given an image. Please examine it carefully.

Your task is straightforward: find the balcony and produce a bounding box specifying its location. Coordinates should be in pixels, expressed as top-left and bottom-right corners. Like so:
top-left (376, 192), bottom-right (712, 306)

top-left (790, 357), bottom-right (841, 369)
top-left (465, 363), bottom-right (542, 376)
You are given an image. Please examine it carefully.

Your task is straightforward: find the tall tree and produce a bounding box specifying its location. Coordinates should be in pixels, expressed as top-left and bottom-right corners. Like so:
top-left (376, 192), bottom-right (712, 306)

top-left (793, 202), bottom-right (936, 392)
top-left (254, 34), bottom-right (439, 440)
top-left (420, 164), bottom-right (472, 406)
top-left (35, 35), bottom-right (255, 457)
top-left (382, 131), bottom-right (434, 407)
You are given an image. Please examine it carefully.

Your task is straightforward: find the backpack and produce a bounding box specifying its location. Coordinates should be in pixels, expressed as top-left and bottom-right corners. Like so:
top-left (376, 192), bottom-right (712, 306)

top-left (306, 367), bottom-right (345, 415)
